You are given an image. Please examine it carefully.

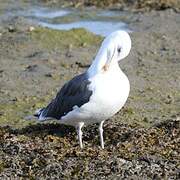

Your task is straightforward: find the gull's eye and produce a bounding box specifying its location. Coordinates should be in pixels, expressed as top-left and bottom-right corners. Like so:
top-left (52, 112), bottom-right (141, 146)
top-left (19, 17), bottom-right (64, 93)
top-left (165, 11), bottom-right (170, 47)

top-left (117, 47), bottom-right (121, 54)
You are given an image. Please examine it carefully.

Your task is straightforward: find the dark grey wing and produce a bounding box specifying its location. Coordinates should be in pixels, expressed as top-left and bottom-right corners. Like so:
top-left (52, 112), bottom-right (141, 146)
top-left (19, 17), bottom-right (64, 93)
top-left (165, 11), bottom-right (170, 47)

top-left (39, 72), bottom-right (92, 120)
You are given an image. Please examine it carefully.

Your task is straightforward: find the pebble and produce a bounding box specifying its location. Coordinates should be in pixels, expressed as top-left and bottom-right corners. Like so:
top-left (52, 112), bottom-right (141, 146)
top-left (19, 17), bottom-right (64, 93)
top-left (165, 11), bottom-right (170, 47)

top-left (28, 26), bottom-right (35, 32)
top-left (8, 26), bottom-right (16, 33)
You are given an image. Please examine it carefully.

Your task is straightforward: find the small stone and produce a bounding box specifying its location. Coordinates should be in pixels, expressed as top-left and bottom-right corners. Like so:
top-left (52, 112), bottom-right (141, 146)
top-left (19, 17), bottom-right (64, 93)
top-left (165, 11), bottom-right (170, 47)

top-left (176, 116), bottom-right (180, 121)
top-left (25, 65), bottom-right (38, 72)
top-left (143, 117), bottom-right (148, 122)
top-left (8, 26), bottom-right (16, 32)
top-left (68, 44), bottom-right (73, 51)
top-left (45, 73), bottom-right (53, 78)
top-left (28, 26), bottom-right (35, 32)
top-left (48, 58), bottom-right (56, 65)
top-left (81, 42), bottom-right (87, 47)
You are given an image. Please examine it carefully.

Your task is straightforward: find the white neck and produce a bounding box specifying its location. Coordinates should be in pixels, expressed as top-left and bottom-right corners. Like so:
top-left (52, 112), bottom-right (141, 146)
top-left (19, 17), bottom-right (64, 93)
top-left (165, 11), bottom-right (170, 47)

top-left (87, 54), bottom-right (120, 77)
top-left (87, 51), bottom-right (106, 77)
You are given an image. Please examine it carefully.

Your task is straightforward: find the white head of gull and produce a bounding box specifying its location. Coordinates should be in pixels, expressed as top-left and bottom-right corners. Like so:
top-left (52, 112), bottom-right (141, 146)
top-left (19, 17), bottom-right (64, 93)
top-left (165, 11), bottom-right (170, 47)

top-left (35, 30), bottom-right (131, 149)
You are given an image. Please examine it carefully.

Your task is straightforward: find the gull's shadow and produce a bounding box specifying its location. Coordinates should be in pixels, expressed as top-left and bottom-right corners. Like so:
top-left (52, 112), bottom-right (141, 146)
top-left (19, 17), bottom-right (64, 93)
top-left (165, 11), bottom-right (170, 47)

top-left (1, 121), bottom-right (138, 147)
top-left (4, 123), bottom-right (75, 138)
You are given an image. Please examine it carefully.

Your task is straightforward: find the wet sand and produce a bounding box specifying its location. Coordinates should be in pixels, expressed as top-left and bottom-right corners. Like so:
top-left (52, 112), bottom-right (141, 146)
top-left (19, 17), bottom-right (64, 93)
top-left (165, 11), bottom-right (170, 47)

top-left (0, 1), bottom-right (180, 179)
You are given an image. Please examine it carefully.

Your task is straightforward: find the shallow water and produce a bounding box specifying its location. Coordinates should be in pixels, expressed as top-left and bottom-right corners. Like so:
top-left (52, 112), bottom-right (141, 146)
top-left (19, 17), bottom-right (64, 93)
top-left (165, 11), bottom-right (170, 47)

top-left (2, 4), bottom-right (129, 36)
top-left (29, 7), bottom-right (128, 36)
top-left (39, 20), bottom-right (127, 36)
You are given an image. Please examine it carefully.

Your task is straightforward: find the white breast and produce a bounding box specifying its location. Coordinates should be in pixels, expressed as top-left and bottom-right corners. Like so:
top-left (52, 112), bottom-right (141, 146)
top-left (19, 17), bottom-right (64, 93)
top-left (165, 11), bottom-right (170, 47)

top-left (80, 65), bottom-right (130, 124)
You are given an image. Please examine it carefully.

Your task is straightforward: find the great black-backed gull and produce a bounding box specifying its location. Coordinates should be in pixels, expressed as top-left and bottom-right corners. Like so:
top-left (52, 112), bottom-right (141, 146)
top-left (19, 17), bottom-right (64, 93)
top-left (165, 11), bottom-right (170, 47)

top-left (34, 30), bottom-right (131, 149)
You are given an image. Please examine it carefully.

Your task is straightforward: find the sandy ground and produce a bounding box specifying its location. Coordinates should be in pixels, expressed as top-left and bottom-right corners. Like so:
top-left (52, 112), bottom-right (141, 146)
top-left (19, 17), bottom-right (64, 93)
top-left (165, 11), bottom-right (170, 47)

top-left (0, 1), bottom-right (180, 179)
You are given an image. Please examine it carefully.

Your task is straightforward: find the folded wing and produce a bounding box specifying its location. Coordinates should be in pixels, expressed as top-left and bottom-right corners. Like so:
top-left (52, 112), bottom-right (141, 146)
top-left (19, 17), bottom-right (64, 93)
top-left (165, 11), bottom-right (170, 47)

top-left (38, 72), bottom-right (92, 120)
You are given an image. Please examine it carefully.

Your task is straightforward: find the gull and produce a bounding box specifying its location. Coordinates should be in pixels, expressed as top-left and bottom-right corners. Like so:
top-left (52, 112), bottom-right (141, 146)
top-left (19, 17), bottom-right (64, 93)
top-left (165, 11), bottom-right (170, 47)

top-left (34, 30), bottom-right (131, 149)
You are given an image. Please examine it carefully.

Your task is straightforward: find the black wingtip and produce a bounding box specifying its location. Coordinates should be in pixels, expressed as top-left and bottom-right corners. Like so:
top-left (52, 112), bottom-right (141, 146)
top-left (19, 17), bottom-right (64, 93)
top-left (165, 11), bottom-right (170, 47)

top-left (34, 108), bottom-right (44, 118)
